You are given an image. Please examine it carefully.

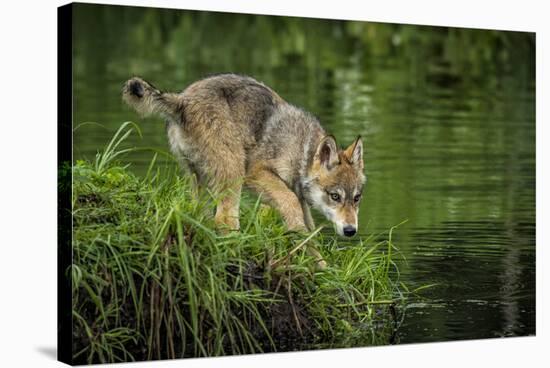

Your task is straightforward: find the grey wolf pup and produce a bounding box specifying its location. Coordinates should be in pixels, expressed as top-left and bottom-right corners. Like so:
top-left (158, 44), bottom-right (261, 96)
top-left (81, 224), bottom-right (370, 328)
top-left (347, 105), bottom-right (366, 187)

top-left (122, 74), bottom-right (366, 266)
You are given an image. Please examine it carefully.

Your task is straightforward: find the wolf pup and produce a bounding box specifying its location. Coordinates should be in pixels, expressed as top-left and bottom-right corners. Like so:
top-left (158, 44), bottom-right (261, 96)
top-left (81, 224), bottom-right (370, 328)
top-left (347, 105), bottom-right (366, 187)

top-left (123, 74), bottom-right (366, 266)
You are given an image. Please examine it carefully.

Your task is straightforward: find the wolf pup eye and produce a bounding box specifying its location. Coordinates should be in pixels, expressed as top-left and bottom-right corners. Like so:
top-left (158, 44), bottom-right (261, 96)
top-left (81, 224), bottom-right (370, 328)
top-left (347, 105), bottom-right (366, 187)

top-left (354, 194), bottom-right (361, 203)
top-left (330, 192), bottom-right (341, 202)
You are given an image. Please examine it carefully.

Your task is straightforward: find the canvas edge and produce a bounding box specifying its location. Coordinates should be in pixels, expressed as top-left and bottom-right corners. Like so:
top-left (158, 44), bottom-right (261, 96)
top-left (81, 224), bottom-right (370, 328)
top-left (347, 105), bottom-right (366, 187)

top-left (58, 2), bottom-right (74, 366)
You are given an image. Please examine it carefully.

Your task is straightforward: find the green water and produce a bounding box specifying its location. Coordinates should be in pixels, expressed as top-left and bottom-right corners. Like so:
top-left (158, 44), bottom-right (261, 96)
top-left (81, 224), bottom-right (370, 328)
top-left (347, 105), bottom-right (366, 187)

top-left (72, 4), bottom-right (535, 344)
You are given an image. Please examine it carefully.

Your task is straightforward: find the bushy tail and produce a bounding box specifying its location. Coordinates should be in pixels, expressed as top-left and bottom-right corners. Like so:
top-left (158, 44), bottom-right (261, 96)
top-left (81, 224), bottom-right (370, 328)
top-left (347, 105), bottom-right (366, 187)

top-left (122, 77), bottom-right (183, 121)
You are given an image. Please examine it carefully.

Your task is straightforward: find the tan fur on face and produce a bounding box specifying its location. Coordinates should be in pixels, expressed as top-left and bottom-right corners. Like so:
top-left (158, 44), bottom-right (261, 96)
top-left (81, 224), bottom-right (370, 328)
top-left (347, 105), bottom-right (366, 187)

top-left (305, 136), bottom-right (365, 235)
top-left (336, 203), bottom-right (358, 224)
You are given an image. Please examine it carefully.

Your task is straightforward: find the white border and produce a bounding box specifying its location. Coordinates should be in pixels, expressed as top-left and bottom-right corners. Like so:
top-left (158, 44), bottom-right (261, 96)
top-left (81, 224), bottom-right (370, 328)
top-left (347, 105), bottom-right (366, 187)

top-left (0, 0), bottom-right (546, 367)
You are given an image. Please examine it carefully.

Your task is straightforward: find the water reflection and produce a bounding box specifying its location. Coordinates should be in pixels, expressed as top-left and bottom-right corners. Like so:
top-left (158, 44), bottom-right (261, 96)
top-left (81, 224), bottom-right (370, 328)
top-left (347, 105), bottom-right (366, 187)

top-left (72, 3), bottom-right (535, 344)
top-left (396, 221), bottom-right (535, 342)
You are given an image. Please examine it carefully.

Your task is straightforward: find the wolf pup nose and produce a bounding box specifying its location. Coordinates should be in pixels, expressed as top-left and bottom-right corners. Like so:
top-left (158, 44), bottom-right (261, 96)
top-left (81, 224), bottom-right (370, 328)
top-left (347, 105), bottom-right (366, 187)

top-left (343, 226), bottom-right (357, 237)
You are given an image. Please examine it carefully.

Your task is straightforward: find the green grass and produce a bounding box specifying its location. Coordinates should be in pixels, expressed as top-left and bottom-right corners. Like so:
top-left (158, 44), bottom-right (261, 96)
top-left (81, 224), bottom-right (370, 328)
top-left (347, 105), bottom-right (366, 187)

top-left (70, 123), bottom-right (404, 364)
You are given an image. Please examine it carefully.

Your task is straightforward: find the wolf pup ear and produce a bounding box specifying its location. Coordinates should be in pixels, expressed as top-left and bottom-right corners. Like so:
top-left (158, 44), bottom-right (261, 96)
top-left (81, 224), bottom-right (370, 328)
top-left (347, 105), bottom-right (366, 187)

top-left (315, 135), bottom-right (340, 170)
top-left (344, 136), bottom-right (363, 169)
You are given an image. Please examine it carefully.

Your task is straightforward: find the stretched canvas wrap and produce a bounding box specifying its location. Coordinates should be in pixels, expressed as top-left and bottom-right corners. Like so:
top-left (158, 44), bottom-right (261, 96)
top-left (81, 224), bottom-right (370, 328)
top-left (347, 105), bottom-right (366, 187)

top-left (58, 2), bottom-right (536, 365)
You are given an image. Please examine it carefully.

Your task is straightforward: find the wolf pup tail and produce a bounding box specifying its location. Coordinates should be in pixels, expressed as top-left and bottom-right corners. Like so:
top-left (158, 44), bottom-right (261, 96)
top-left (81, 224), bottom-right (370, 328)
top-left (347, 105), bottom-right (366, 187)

top-left (122, 77), bottom-right (183, 121)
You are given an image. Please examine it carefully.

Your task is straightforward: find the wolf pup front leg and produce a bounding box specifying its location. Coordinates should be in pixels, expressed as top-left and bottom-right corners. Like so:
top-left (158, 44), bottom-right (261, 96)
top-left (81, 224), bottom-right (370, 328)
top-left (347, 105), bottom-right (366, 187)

top-left (246, 165), bottom-right (308, 231)
top-left (246, 164), bottom-right (327, 269)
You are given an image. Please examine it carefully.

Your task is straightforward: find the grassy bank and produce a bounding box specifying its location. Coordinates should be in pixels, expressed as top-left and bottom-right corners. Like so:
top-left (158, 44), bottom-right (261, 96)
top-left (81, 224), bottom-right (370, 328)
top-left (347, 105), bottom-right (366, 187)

top-left (69, 123), bottom-right (403, 364)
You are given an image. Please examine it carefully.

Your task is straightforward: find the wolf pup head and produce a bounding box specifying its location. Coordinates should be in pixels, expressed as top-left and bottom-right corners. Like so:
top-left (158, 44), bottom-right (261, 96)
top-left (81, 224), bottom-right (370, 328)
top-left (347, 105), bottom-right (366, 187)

top-left (304, 135), bottom-right (366, 237)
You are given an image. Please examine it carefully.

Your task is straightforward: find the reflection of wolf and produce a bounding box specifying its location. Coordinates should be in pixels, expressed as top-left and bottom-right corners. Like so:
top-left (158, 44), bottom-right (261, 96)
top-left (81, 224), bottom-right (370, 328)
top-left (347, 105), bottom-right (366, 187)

top-left (123, 74), bottom-right (365, 265)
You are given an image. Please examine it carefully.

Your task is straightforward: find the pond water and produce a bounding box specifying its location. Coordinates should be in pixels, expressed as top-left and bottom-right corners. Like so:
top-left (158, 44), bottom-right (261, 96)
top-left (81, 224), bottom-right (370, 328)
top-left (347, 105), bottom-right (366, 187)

top-left (72, 4), bottom-right (536, 344)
